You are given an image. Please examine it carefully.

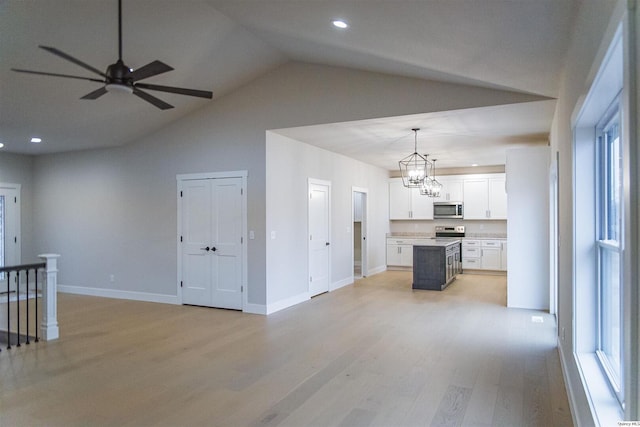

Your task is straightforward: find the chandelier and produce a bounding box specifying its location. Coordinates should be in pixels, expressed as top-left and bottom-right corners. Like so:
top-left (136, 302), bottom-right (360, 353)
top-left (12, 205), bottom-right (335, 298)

top-left (398, 128), bottom-right (429, 188)
top-left (420, 157), bottom-right (443, 197)
top-left (398, 128), bottom-right (442, 197)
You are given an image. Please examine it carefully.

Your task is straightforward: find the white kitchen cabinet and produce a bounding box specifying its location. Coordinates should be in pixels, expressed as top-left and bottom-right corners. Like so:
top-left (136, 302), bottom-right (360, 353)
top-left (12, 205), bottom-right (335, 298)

top-left (500, 241), bottom-right (507, 271)
top-left (462, 174), bottom-right (507, 220)
top-left (488, 176), bottom-right (507, 219)
top-left (462, 238), bottom-right (506, 270)
top-left (462, 239), bottom-right (481, 269)
top-left (386, 239), bottom-right (415, 266)
top-left (481, 248), bottom-right (501, 270)
top-left (387, 244), bottom-right (413, 266)
top-left (389, 178), bottom-right (433, 220)
top-left (433, 177), bottom-right (463, 202)
top-left (387, 238), bottom-right (435, 267)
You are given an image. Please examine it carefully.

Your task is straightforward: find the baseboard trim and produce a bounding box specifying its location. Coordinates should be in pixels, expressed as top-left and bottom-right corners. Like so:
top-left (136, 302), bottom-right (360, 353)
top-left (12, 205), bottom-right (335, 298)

top-left (243, 303), bottom-right (267, 315)
top-left (558, 341), bottom-right (580, 427)
top-left (266, 292), bottom-right (310, 315)
top-left (331, 277), bottom-right (352, 291)
top-left (58, 285), bottom-right (179, 305)
top-left (366, 265), bottom-right (387, 276)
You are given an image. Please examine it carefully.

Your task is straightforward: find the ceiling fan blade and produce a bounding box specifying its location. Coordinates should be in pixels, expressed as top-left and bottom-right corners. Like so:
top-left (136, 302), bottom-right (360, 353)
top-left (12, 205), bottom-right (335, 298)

top-left (39, 45), bottom-right (106, 78)
top-left (11, 68), bottom-right (104, 83)
top-left (130, 60), bottom-right (174, 82)
top-left (132, 87), bottom-right (174, 110)
top-left (81, 86), bottom-right (108, 100)
top-left (135, 82), bottom-right (213, 99)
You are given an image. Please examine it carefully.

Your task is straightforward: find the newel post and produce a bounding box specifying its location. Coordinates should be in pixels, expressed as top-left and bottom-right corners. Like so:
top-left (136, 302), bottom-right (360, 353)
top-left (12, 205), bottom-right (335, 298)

top-left (38, 253), bottom-right (60, 341)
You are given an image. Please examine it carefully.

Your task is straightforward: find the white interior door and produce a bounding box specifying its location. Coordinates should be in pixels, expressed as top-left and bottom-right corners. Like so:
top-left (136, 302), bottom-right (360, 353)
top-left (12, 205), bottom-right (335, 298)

top-left (309, 180), bottom-right (331, 297)
top-left (181, 177), bottom-right (243, 309)
top-left (211, 178), bottom-right (243, 309)
top-left (0, 184), bottom-right (21, 286)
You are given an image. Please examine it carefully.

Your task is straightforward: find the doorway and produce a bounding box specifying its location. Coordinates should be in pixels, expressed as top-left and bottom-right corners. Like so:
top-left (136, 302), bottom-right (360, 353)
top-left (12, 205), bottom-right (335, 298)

top-left (177, 172), bottom-right (246, 310)
top-left (353, 188), bottom-right (368, 278)
top-left (308, 179), bottom-right (331, 297)
top-left (0, 183), bottom-right (21, 286)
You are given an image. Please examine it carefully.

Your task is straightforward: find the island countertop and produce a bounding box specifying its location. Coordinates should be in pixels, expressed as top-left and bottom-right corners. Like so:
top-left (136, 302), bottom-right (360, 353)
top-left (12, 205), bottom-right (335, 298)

top-left (413, 238), bottom-right (461, 247)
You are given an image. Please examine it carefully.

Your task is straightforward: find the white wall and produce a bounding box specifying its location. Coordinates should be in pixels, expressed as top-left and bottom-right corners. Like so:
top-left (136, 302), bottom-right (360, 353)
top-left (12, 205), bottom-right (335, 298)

top-left (265, 132), bottom-right (389, 311)
top-left (550, 0), bottom-right (630, 424)
top-left (29, 61), bottom-right (550, 308)
top-left (0, 152), bottom-right (35, 262)
top-left (506, 146), bottom-right (549, 310)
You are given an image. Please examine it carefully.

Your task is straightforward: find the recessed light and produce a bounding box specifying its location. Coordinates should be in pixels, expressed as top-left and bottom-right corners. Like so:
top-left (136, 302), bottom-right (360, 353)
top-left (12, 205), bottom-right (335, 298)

top-left (471, 163), bottom-right (478, 167)
top-left (31, 137), bottom-right (42, 143)
top-left (332, 20), bottom-right (348, 29)
top-left (0, 143), bottom-right (4, 149)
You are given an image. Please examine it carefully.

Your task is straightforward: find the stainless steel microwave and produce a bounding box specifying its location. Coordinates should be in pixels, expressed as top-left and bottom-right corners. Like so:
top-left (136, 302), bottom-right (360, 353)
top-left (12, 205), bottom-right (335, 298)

top-left (433, 202), bottom-right (463, 219)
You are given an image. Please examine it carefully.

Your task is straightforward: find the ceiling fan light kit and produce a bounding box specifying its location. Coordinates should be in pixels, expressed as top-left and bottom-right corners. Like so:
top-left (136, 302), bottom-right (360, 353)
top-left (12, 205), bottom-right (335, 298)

top-left (11, 0), bottom-right (212, 110)
top-left (106, 83), bottom-right (133, 95)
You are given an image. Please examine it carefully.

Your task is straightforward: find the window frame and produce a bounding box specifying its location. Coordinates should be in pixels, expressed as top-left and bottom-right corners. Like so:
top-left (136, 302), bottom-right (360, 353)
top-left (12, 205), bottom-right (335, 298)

top-left (594, 96), bottom-right (624, 405)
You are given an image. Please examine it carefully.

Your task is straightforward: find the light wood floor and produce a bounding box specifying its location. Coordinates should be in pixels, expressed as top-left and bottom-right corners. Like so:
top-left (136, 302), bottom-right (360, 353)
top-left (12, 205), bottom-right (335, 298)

top-left (0, 272), bottom-right (573, 427)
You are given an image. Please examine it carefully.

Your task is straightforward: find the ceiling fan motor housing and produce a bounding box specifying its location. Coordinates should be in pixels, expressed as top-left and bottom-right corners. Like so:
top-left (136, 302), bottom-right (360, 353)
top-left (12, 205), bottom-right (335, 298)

top-left (106, 59), bottom-right (133, 86)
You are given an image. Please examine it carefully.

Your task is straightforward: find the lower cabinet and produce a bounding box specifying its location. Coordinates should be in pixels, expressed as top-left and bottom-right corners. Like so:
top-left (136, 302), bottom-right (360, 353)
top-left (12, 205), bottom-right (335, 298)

top-left (386, 243), bottom-right (413, 267)
top-left (387, 238), bottom-right (433, 267)
top-left (413, 242), bottom-right (460, 291)
top-left (462, 238), bottom-right (507, 271)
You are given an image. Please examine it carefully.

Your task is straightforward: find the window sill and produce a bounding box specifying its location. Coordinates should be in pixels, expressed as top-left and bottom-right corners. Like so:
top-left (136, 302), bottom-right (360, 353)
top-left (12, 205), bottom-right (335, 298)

top-left (576, 352), bottom-right (624, 425)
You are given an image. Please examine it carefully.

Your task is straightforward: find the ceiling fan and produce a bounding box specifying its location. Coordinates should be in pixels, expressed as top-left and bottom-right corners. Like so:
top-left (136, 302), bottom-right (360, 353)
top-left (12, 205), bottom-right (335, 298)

top-left (11, 0), bottom-right (213, 110)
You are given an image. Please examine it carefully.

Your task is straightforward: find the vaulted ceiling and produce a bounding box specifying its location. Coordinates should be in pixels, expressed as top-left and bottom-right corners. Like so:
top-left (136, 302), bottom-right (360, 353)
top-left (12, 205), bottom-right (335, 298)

top-left (0, 0), bottom-right (578, 168)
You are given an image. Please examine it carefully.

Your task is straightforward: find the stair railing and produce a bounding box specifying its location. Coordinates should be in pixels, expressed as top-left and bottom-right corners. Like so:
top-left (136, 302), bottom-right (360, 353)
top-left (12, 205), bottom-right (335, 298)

top-left (0, 254), bottom-right (60, 351)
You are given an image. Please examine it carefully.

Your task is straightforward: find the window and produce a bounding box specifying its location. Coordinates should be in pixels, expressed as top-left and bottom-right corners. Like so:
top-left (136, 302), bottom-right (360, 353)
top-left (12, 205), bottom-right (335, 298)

top-left (595, 100), bottom-right (623, 402)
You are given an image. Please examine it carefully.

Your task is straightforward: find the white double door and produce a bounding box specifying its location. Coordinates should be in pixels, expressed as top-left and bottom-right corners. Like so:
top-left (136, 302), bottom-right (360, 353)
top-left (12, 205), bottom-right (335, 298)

top-left (181, 177), bottom-right (243, 310)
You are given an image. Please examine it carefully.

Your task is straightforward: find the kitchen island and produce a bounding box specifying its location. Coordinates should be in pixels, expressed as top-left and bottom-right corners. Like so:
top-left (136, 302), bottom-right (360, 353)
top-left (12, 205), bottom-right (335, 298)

top-left (412, 239), bottom-right (462, 291)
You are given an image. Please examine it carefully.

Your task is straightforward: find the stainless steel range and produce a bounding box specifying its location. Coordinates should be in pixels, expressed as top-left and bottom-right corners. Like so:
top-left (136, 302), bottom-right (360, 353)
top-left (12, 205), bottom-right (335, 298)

top-left (435, 225), bottom-right (465, 238)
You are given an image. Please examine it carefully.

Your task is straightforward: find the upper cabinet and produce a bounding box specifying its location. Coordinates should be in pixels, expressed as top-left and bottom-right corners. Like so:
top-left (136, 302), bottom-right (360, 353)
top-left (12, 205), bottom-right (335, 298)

top-left (433, 176), bottom-right (463, 202)
top-left (462, 174), bottom-right (507, 220)
top-left (389, 178), bottom-right (434, 220)
top-left (389, 173), bottom-right (506, 221)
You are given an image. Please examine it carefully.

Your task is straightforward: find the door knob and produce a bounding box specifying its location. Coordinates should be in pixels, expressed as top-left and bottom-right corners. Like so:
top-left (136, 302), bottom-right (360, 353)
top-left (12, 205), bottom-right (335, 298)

top-left (201, 246), bottom-right (210, 251)
top-left (212, 247), bottom-right (217, 252)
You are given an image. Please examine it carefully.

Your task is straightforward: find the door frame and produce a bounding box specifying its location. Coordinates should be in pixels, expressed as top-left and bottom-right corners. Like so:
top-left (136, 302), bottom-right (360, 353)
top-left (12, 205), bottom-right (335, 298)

top-left (352, 187), bottom-right (368, 279)
top-left (0, 183), bottom-right (21, 270)
top-left (308, 178), bottom-right (331, 296)
top-left (176, 171), bottom-right (247, 310)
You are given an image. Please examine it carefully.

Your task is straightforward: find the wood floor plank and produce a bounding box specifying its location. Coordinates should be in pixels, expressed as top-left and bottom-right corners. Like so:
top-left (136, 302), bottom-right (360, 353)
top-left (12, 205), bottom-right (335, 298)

top-left (0, 272), bottom-right (573, 426)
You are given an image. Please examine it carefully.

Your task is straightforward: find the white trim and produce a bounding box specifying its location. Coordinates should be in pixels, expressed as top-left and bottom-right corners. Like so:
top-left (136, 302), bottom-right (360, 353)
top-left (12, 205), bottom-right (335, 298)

top-left (176, 170), bottom-right (248, 181)
top-left (58, 284), bottom-right (179, 305)
top-left (265, 292), bottom-right (310, 315)
top-left (558, 341), bottom-right (581, 427)
top-left (367, 265), bottom-right (387, 276)
top-left (331, 277), bottom-right (352, 291)
top-left (352, 187), bottom-right (369, 278)
top-left (308, 178), bottom-right (332, 297)
top-left (243, 303), bottom-right (267, 315)
top-left (0, 182), bottom-right (22, 269)
top-left (176, 171), bottom-right (248, 312)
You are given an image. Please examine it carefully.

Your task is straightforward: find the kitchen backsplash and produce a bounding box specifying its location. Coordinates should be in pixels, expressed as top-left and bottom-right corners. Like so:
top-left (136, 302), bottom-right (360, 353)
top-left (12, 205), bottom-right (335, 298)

top-left (389, 219), bottom-right (507, 237)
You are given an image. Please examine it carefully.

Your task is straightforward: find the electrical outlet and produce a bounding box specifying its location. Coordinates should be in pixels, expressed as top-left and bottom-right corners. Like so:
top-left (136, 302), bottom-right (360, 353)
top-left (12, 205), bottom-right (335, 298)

top-left (562, 327), bottom-right (566, 341)
top-left (109, 274), bottom-right (115, 283)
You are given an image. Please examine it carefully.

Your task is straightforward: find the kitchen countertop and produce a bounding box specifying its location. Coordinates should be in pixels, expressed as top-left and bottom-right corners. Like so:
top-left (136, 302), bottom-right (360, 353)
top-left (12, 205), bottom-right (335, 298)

top-left (464, 234), bottom-right (507, 239)
top-left (413, 238), bottom-right (461, 247)
top-left (387, 232), bottom-right (434, 238)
